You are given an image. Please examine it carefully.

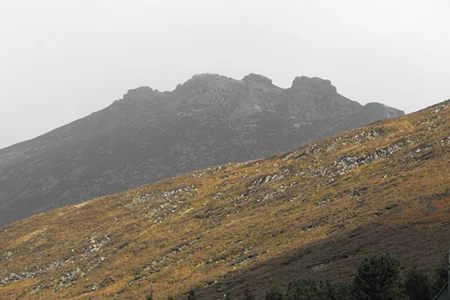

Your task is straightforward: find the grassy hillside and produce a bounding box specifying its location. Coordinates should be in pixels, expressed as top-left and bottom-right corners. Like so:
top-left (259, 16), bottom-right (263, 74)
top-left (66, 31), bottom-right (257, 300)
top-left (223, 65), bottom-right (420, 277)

top-left (0, 73), bottom-right (404, 229)
top-left (0, 100), bottom-right (449, 300)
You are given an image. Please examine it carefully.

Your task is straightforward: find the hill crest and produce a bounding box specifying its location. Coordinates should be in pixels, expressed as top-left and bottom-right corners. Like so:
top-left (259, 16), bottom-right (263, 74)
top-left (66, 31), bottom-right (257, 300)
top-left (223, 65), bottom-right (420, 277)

top-left (0, 73), bottom-right (403, 228)
top-left (0, 99), bottom-right (448, 299)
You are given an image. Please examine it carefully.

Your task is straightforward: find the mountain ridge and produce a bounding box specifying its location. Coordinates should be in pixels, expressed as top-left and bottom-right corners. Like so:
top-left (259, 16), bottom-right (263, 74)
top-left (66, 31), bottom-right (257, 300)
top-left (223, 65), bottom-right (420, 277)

top-left (0, 99), bottom-right (447, 299)
top-left (0, 73), bottom-right (404, 227)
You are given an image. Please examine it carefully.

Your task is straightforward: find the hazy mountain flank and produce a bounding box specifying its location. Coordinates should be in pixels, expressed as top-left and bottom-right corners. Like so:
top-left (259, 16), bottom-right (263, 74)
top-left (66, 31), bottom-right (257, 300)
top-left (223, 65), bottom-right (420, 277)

top-left (0, 74), bottom-right (404, 227)
top-left (0, 100), bottom-right (448, 299)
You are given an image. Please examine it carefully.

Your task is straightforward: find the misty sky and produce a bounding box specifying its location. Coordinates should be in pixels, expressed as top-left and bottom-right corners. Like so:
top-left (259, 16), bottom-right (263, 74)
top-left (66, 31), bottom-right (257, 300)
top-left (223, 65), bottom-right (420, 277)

top-left (1, 0), bottom-right (449, 149)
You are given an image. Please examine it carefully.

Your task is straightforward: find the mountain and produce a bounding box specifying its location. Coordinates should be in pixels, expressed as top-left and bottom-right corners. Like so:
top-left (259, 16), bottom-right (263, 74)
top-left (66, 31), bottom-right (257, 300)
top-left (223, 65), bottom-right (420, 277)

top-left (0, 73), bottom-right (404, 227)
top-left (0, 99), bottom-right (447, 299)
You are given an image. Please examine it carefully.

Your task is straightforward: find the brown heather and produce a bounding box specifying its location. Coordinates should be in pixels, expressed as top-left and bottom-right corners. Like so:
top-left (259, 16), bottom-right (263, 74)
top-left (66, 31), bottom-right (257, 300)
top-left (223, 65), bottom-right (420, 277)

top-left (1, 100), bottom-right (449, 299)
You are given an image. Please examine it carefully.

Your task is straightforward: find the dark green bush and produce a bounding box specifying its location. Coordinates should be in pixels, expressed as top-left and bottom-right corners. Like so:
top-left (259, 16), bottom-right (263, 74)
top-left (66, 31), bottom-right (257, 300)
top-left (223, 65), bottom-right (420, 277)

top-left (352, 253), bottom-right (401, 300)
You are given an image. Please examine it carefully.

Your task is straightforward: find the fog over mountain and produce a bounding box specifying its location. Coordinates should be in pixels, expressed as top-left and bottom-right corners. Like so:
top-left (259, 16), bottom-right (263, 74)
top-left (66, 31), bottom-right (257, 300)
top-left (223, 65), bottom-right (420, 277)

top-left (2, 2), bottom-right (450, 300)
top-left (0, 73), bottom-right (404, 227)
top-left (1, 1), bottom-right (449, 150)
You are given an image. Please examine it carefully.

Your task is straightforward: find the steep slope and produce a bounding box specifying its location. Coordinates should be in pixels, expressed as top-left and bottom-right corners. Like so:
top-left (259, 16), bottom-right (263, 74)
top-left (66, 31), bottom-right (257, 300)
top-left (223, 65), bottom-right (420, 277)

top-left (0, 74), bottom-right (404, 227)
top-left (0, 100), bottom-right (447, 299)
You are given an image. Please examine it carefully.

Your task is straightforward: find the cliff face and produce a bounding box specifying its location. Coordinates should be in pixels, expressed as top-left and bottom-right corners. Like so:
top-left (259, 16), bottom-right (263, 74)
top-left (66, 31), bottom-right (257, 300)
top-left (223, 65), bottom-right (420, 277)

top-left (0, 74), bottom-right (404, 227)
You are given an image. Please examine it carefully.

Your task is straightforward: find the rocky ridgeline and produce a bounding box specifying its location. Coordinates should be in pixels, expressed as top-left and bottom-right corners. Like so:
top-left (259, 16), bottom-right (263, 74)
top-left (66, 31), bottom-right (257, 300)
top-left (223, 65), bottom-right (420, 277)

top-left (0, 73), bottom-right (404, 228)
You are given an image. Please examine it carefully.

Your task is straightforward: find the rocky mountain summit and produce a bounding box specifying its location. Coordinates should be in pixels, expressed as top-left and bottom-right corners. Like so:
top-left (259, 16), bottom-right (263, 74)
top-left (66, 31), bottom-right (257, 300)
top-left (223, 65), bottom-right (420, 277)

top-left (0, 73), bottom-right (404, 227)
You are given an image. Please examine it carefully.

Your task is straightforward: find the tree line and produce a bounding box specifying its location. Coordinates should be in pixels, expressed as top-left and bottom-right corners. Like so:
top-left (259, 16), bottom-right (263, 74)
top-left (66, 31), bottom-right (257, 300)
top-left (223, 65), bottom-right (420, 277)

top-left (147, 252), bottom-right (448, 300)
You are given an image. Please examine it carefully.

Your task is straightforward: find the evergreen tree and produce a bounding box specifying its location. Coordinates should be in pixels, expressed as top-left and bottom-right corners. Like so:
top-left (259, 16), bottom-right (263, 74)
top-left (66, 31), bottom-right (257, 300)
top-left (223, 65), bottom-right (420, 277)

top-left (283, 279), bottom-right (334, 300)
top-left (434, 251), bottom-right (449, 292)
top-left (264, 285), bottom-right (283, 300)
top-left (352, 253), bottom-right (401, 300)
top-left (332, 283), bottom-right (354, 300)
top-left (187, 288), bottom-right (196, 300)
top-left (243, 285), bottom-right (255, 300)
top-left (404, 267), bottom-right (433, 300)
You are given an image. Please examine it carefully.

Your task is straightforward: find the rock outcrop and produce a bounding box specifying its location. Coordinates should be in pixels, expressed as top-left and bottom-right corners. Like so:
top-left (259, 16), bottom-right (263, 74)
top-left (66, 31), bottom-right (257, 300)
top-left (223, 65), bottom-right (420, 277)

top-left (0, 73), bottom-right (404, 227)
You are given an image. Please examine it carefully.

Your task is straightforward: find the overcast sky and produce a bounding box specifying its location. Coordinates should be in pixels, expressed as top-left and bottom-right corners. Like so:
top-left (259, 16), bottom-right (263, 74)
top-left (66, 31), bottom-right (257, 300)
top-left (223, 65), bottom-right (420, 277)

top-left (1, 0), bottom-right (449, 149)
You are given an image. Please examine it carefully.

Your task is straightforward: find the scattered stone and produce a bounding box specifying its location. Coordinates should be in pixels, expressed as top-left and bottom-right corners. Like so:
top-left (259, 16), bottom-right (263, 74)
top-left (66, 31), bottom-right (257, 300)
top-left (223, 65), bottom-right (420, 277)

top-left (30, 285), bottom-right (42, 294)
top-left (330, 141), bottom-right (407, 173)
top-left (2, 251), bottom-right (13, 261)
top-left (82, 235), bottom-right (111, 256)
top-left (440, 136), bottom-right (450, 145)
top-left (252, 174), bottom-right (283, 186)
top-left (143, 237), bottom-right (201, 272)
top-left (53, 268), bottom-right (81, 291)
top-left (311, 261), bottom-right (332, 272)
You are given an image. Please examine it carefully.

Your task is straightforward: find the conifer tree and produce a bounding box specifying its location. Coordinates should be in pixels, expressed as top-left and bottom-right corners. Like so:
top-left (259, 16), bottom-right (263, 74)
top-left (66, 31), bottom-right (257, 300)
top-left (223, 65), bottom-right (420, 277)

top-left (283, 279), bottom-right (334, 300)
top-left (187, 288), bottom-right (196, 300)
top-left (264, 285), bottom-right (283, 300)
top-left (243, 285), bottom-right (255, 300)
top-left (434, 251), bottom-right (449, 292)
top-left (404, 267), bottom-right (433, 300)
top-left (352, 253), bottom-right (401, 300)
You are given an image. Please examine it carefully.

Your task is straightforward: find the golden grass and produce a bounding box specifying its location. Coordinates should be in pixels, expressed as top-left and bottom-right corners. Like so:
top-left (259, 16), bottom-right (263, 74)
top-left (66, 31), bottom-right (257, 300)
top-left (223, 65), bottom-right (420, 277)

top-left (0, 100), bottom-right (449, 299)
